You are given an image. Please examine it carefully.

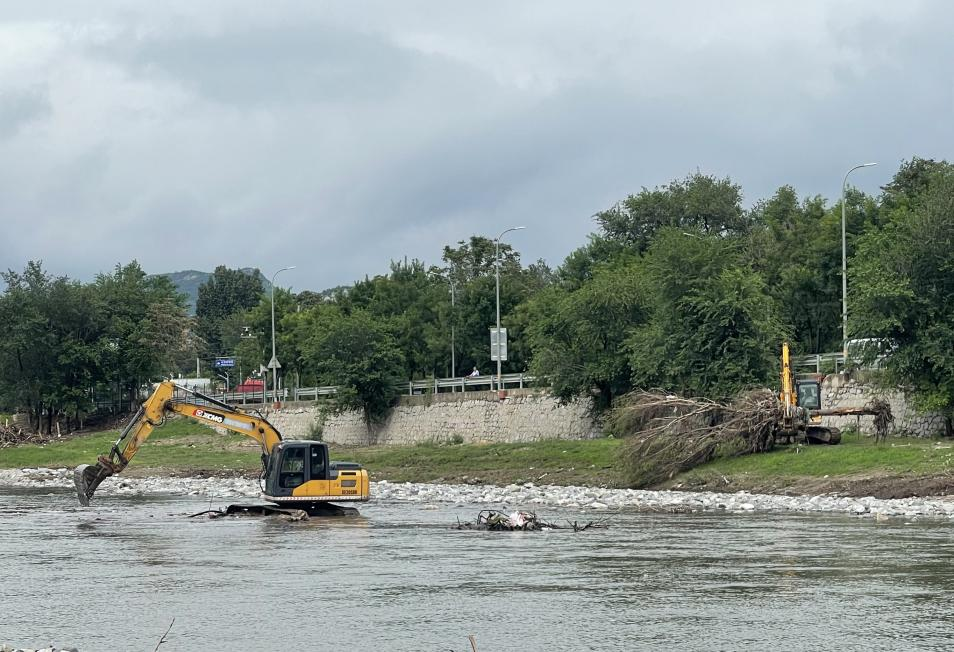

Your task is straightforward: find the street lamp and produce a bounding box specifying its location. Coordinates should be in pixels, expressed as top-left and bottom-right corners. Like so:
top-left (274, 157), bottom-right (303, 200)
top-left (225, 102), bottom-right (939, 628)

top-left (494, 226), bottom-right (526, 394)
top-left (449, 276), bottom-right (456, 379)
top-left (841, 163), bottom-right (876, 356)
top-left (270, 265), bottom-right (296, 407)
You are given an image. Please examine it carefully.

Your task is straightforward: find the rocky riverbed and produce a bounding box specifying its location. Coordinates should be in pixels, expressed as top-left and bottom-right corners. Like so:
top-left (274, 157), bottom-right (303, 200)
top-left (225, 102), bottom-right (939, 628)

top-left (3, 467), bottom-right (954, 518)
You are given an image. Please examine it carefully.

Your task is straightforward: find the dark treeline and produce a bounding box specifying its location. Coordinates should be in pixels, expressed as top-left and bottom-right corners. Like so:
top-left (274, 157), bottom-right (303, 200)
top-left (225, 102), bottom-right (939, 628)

top-left (3, 158), bottom-right (953, 432)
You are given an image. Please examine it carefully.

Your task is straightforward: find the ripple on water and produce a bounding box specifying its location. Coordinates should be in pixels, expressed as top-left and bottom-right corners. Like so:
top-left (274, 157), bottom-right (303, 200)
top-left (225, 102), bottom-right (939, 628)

top-left (3, 490), bottom-right (954, 651)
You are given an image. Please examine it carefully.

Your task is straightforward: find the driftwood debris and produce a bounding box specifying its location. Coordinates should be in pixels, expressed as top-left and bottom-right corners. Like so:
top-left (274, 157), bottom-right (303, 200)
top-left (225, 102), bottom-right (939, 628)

top-left (813, 398), bottom-right (894, 443)
top-left (0, 423), bottom-right (85, 448)
top-left (613, 389), bottom-right (896, 488)
top-left (612, 389), bottom-right (781, 488)
top-left (455, 510), bottom-right (606, 532)
top-left (153, 618), bottom-right (175, 652)
top-left (0, 425), bottom-right (32, 448)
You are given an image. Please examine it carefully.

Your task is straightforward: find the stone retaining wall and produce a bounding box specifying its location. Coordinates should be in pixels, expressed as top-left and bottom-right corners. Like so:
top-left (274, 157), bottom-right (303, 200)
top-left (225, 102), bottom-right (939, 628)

top-left (820, 374), bottom-right (947, 437)
top-left (254, 391), bottom-right (600, 445)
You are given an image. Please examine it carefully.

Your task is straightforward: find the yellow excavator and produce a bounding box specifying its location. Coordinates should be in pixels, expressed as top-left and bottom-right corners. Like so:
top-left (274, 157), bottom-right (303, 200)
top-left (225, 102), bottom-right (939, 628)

top-left (776, 342), bottom-right (840, 444)
top-left (775, 342), bottom-right (893, 445)
top-left (74, 381), bottom-right (370, 516)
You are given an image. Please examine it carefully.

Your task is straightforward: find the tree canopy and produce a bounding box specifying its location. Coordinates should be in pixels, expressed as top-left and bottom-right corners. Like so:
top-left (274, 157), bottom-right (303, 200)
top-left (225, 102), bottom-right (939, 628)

top-left (4, 158), bottom-right (953, 431)
top-left (852, 162), bottom-right (954, 434)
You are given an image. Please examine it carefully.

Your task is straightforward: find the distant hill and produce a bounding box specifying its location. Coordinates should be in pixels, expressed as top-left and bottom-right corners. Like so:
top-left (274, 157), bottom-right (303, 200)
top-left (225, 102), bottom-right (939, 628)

top-left (159, 268), bottom-right (271, 314)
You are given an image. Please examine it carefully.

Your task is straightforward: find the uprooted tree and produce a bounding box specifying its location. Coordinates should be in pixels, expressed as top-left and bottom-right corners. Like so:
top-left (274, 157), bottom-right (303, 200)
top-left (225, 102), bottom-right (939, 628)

top-left (610, 389), bottom-right (894, 488)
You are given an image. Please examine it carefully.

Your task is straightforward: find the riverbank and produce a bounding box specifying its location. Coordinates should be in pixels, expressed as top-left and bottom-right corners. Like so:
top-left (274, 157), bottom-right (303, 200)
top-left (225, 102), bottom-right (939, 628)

top-left (4, 467), bottom-right (954, 519)
top-left (3, 422), bottom-right (954, 498)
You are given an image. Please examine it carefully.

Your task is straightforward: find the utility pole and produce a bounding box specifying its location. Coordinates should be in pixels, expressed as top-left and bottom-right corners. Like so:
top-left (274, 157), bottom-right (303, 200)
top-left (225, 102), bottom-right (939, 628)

top-left (270, 265), bottom-right (296, 407)
top-left (494, 226), bottom-right (526, 395)
top-left (450, 274), bottom-right (456, 380)
top-left (841, 163), bottom-right (877, 356)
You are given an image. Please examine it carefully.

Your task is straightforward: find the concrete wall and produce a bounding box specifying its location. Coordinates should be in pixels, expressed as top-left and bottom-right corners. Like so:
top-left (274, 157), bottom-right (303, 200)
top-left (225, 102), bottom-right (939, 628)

top-left (819, 374), bottom-right (947, 437)
top-left (257, 390), bottom-right (600, 445)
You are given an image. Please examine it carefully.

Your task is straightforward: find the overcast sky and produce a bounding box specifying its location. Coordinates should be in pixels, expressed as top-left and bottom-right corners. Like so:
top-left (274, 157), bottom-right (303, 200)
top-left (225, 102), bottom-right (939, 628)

top-left (1, 1), bottom-right (951, 291)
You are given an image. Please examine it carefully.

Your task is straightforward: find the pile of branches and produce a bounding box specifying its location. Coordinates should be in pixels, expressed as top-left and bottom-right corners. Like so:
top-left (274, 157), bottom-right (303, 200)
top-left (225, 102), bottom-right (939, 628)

top-left (0, 424), bottom-right (39, 448)
top-left (455, 510), bottom-right (606, 532)
top-left (868, 398), bottom-right (893, 443)
top-left (610, 389), bottom-right (781, 488)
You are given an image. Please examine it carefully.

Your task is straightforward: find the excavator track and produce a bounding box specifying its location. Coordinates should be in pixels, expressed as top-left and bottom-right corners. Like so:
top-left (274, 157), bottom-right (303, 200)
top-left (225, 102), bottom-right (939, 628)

top-left (189, 502), bottom-right (359, 520)
top-left (805, 425), bottom-right (841, 445)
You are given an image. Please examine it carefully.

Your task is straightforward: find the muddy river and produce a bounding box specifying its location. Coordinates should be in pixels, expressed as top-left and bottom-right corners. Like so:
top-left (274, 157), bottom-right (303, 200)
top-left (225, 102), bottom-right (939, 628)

top-left (3, 487), bottom-right (954, 651)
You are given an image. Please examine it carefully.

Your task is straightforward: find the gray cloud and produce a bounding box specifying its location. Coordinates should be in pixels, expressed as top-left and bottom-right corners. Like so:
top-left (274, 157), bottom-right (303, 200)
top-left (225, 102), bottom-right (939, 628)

top-left (1, 1), bottom-right (952, 291)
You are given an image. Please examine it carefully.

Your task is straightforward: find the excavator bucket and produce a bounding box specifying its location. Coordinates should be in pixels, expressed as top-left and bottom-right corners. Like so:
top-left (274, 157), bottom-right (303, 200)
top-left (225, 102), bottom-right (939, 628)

top-left (74, 462), bottom-right (115, 506)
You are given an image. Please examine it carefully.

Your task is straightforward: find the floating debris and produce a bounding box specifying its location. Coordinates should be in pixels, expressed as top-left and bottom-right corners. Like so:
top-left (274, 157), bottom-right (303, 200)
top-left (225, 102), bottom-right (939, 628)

top-left (454, 509), bottom-right (606, 532)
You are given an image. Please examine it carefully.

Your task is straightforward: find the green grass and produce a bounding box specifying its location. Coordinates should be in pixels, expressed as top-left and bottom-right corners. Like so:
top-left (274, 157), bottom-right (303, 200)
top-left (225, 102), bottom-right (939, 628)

top-left (331, 438), bottom-right (624, 486)
top-left (0, 419), bottom-right (262, 472)
top-left (8, 420), bottom-right (949, 491)
top-left (676, 433), bottom-right (954, 484)
top-left (1, 422), bottom-right (624, 485)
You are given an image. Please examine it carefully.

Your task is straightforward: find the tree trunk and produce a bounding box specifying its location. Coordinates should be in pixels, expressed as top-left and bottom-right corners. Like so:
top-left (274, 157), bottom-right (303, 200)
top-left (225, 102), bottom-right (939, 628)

top-left (945, 415), bottom-right (953, 439)
top-left (363, 409), bottom-right (376, 446)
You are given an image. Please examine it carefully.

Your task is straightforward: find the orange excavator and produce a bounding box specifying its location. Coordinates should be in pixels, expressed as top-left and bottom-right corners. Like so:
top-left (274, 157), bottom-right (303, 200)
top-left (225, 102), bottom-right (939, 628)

top-left (74, 381), bottom-right (370, 516)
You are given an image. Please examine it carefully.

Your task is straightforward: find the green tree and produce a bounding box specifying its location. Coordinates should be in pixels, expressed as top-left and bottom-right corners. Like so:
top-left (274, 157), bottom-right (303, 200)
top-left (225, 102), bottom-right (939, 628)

top-left (196, 266), bottom-right (264, 355)
top-left (627, 229), bottom-right (784, 397)
top-left (229, 288), bottom-right (297, 388)
top-left (525, 256), bottom-right (649, 409)
top-left (93, 262), bottom-right (192, 408)
top-left (441, 237), bottom-right (542, 376)
top-left (595, 173), bottom-right (748, 252)
top-left (852, 166), bottom-right (954, 435)
top-left (300, 310), bottom-right (406, 436)
top-left (337, 260), bottom-right (447, 379)
top-left (0, 262), bottom-right (101, 430)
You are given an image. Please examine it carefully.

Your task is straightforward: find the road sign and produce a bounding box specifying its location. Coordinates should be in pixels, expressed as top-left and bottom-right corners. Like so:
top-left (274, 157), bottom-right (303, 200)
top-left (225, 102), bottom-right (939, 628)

top-left (490, 327), bottom-right (508, 361)
top-left (268, 356), bottom-right (282, 370)
top-left (214, 357), bottom-right (235, 368)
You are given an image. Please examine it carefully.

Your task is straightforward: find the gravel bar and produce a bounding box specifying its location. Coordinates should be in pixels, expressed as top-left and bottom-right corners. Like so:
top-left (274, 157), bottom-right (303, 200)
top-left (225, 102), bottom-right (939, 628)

top-left (3, 467), bottom-right (954, 519)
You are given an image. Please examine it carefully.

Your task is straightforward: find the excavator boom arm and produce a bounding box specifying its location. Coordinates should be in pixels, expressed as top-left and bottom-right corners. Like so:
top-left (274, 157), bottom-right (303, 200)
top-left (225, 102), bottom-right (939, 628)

top-left (74, 381), bottom-right (282, 505)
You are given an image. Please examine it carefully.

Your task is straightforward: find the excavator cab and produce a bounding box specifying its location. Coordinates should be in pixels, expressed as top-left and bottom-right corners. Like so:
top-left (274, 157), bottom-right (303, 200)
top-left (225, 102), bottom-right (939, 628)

top-left (795, 379), bottom-right (821, 411)
top-left (263, 440), bottom-right (368, 506)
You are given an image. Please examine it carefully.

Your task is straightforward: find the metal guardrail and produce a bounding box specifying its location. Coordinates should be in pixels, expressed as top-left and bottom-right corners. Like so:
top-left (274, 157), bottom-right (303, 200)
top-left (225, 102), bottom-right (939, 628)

top-left (792, 352), bottom-right (888, 374)
top-left (208, 372), bottom-right (534, 404)
top-left (406, 372), bottom-right (532, 394)
top-left (197, 354), bottom-right (892, 404)
top-left (792, 352), bottom-right (846, 374)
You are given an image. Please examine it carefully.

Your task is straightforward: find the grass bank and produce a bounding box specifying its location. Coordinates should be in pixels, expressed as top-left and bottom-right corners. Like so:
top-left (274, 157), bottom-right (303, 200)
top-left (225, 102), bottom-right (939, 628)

top-left (666, 432), bottom-right (954, 497)
top-left (0, 419), bottom-right (625, 486)
top-left (3, 422), bottom-right (953, 497)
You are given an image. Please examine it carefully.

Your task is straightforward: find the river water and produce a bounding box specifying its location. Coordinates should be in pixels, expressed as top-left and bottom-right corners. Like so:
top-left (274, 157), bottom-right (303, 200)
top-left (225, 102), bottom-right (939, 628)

top-left (3, 487), bottom-right (954, 651)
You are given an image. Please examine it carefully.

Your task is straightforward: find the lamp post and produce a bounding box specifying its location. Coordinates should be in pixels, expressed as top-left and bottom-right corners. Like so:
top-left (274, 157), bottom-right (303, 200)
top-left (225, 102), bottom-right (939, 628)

top-left (450, 277), bottom-right (456, 379)
top-left (841, 163), bottom-right (876, 356)
top-left (270, 265), bottom-right (296, 407)
top-left (494, 226), bottom-right (526, 394)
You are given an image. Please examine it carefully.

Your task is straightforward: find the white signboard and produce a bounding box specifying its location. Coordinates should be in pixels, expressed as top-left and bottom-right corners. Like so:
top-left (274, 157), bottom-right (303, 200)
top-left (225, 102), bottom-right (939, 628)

top-left (490, 327), bottom-right (508, 362)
